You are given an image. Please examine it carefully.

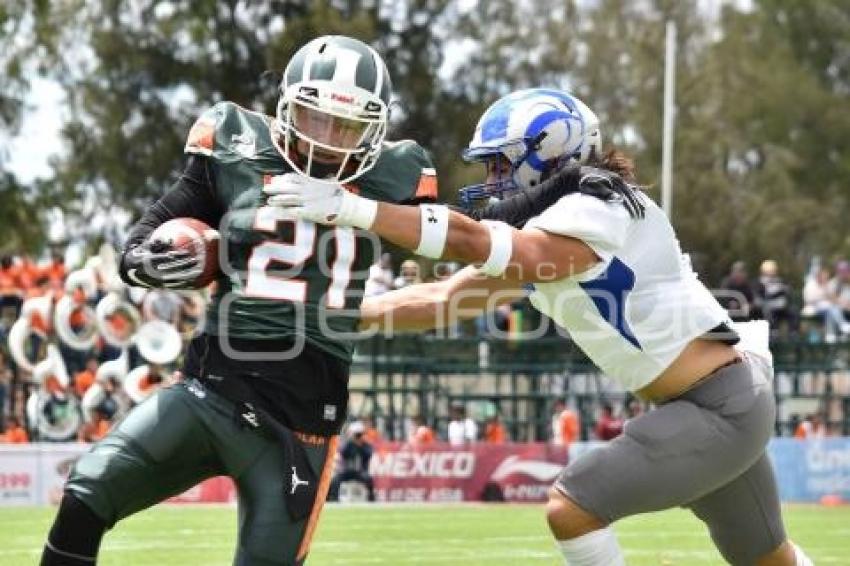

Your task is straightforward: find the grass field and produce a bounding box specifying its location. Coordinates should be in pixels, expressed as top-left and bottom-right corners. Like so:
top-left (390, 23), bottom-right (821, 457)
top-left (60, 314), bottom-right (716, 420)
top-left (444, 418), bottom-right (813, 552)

top-left (2, 503), bottom-right (848, 565)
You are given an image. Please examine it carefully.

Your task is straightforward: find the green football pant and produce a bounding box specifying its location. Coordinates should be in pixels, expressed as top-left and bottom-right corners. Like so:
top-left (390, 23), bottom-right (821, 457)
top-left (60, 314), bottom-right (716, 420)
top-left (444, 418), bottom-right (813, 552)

top-left (65, 378), bottom-right (338, 565)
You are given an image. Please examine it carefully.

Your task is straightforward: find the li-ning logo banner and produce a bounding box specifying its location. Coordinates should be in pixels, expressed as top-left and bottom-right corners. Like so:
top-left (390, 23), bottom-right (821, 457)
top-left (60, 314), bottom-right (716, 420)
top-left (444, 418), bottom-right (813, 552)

top-left (489, 455), bottom-right (563, 482)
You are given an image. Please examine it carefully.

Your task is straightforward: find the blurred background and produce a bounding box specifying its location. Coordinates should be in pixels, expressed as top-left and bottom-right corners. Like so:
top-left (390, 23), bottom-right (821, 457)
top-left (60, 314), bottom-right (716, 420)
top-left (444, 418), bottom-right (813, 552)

top-left (2, 0), bottom-right (849, 281)
top-left (1, 0), bottom-right (850, 507)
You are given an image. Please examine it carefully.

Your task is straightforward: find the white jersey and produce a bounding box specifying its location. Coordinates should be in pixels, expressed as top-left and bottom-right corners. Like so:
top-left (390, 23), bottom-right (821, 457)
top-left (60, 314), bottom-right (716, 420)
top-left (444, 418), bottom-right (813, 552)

top-left (524, 192), bottom-right (731, 391)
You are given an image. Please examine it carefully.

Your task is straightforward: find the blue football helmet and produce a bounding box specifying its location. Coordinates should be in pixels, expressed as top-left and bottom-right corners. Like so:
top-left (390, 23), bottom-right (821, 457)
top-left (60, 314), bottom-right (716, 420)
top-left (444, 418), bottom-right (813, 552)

top-left (459, 88), bottom-right (601, 207)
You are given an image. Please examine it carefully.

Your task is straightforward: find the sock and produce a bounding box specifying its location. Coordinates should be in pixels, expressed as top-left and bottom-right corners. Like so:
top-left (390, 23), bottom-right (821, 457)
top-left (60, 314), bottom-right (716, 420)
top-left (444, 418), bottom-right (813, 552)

top-left (556, 527), bottom-right (625, 566)
top-left (793, 543), bottom-right (813, 566)
top-left (40, 493), bottom-right (107, 565)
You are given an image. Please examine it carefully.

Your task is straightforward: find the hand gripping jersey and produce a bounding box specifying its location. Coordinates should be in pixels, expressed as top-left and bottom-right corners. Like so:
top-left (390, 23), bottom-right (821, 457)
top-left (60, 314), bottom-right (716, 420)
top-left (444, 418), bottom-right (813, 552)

top-left (185, 101), bottom-right (437, 361)
top-left (524, 192), bottom-right (732, 391)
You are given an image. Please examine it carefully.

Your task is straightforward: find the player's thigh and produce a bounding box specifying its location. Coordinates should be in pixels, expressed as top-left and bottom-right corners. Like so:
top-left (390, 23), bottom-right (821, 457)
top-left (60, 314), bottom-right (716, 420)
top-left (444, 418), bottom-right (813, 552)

top-left (555, 400), bottom-right (717, 522)
top-left (234, 439), bottom-right (335, 566)
top-left (557, 360), bottom-right (775, 523)
top-left (66, 382), bottom-right (224, 526)
top-left (556, 399), bottom-right (763, 523)
top-left (687, 452), bottom-right (786, 565)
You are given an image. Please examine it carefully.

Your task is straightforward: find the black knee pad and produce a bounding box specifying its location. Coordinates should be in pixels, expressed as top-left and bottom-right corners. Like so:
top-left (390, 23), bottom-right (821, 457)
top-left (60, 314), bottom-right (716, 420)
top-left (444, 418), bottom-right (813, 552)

top-left (41, 493), bottom-right (107, 565)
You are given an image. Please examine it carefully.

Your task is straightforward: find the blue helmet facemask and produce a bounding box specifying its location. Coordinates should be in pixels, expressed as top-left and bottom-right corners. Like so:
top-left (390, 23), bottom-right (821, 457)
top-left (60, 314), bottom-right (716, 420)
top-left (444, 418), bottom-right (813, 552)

top-left (458, 134), bottom-right (547, 209)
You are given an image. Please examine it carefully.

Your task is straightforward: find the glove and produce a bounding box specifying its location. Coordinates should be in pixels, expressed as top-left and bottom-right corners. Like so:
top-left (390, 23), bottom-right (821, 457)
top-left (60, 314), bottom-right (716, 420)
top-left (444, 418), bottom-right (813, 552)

top-left (263, 173), bottom-right (378, 229)
top-left (119, 239), bottom-right (201, 289)
top-left (576, 166), bottom-right (645, 219)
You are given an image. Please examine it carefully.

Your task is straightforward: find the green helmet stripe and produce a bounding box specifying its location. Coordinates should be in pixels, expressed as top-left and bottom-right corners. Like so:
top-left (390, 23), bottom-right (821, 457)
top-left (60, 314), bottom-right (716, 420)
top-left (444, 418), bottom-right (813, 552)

top-left (309, 55), bottom-right (337, 81)
top-left (284, 51), bottom-right (304, 88)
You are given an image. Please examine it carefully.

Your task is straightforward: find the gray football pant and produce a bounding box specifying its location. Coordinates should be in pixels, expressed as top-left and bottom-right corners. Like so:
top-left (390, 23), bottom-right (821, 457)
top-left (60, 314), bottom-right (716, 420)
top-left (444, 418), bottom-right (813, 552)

top-left (556, 354), bottom-right (786, 565)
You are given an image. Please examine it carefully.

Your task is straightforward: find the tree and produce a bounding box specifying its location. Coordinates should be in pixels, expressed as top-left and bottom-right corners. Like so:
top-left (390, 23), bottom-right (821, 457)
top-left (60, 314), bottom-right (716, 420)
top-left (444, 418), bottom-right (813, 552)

top-left (5, 0), bottom-right (849, 282)
top-left (0, 2), bottom-right (46, 251)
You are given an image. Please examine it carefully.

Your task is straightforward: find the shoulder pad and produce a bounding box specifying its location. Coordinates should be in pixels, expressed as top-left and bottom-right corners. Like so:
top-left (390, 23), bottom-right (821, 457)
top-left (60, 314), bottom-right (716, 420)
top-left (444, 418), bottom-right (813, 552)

top-left (185, 102), bottom-right (273, 163)
top-left (355, 140), bottom-right (438, 203)
top-left (525, 192), bottom-right (632, 258)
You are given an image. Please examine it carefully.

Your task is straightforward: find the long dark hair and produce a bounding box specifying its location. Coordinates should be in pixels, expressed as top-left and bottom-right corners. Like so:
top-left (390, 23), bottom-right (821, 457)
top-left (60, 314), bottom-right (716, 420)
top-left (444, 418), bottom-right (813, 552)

top-left (581, 148), bottom-right (645, 218)
top-left (588, 148), bottom-right (638, 184)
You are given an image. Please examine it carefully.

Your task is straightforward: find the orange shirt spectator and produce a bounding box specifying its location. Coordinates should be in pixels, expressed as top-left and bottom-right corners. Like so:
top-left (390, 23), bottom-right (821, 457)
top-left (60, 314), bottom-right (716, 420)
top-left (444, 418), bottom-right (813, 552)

top-left (562, 411), bottom-right (580, 444)
top-left (79, 414), bottom-right (111, 443)
top-left (0, 256), bottom-right (22, 297)
top-left (363, 418), bottom-right (382, 445)
top-left (74, 370), bottom-right (96, 397)
top-left (68, 289), bottom-right (91, 327)
top-left (45, 255), bottom-right (66, 285)
top-left (408, 416), bottom-right (435, 446)
top-left (74, 358), bottom-right (99, 397)
top-left (412, 425), bottom-right (435, 445)
top-left (18, 257), bottom-right (41, 291)
top-left (1, 417), bottom-right (29, 443)
top-left (795, 415), bottom-right (826, 439)
top-left (553, 404), bottom-right (581, 446)
top-left (485, 416), bottom-right (507, 443)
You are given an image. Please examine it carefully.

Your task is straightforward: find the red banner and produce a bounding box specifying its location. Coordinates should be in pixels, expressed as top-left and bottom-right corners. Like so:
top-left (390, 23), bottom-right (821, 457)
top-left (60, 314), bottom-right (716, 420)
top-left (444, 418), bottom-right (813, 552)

top-left (369, 442), bottom-right (568, 503)
top-left (164, 443), bottom-right (569, 504)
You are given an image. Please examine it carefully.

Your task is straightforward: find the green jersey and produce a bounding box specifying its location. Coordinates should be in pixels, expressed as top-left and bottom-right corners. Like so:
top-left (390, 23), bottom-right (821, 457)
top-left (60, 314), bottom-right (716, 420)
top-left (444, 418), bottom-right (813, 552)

top-left (184, 101), bottom-right (437, 361)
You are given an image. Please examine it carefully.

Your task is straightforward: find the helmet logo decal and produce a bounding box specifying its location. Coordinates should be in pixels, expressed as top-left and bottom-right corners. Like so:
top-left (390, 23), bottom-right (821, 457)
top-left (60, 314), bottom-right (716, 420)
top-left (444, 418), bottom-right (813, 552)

top-left (332, 93), bottom-right (355, 104)
top-left (480, 105), bottom-right (511, 143)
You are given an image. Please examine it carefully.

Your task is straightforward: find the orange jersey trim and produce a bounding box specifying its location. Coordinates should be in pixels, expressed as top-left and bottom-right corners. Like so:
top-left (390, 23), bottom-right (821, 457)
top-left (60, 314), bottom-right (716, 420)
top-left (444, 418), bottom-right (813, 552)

top-left (414, 172), bottom-right (438, 200)
top-left (296, 435), bottom-right (339, 561)
top-left (185, 118), bottom-right (215, 154)
top-left (293, 431), bottom-right (329, 446)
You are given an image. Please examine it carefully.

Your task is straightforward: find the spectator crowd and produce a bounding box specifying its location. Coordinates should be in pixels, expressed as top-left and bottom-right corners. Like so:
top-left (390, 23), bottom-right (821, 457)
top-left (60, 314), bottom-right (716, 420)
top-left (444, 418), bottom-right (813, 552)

top-left (2, 248), bottom-right (849, 446)
top-left (719, 257), bottom-right (850, 343)
top-left (0, 249), bottom-right (205, 445)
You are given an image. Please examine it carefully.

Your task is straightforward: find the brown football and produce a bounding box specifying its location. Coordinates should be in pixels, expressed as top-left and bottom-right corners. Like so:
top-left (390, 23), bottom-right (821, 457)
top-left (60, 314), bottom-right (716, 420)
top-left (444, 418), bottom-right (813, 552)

top-left (149, 218), bottom-right (221, 288)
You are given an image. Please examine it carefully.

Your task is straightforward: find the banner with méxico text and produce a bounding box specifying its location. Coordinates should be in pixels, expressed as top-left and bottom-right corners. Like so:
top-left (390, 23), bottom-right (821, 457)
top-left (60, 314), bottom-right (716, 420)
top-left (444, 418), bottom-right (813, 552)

top-left (369, 442), bottom-right (569, 503)
top-left (2, 439), bottom-right (850, 505)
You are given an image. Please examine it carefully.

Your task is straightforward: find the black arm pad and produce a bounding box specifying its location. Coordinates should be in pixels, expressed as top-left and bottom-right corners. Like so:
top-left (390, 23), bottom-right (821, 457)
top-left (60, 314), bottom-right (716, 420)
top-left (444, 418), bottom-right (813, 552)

top-left (459, 166), bottom-right (583, 228)
top-left (462, 165), bottom-right (645, 227)
top-left (123, 155), bottom-right (224, 251)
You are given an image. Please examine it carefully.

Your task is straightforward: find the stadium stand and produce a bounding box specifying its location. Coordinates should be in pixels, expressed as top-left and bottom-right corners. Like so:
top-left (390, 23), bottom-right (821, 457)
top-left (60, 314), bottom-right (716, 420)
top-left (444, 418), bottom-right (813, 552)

top-left (1, 251), bottom-right (849, 445)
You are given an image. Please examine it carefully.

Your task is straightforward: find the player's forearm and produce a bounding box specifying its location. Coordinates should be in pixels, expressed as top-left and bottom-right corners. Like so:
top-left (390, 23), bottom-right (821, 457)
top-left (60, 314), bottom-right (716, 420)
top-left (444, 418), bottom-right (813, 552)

top-left (371, 203), bottom-right (492, 265)
top-left (360, 267), bottom-right (524, 333)
top-left (369, 203), bottom-right (594, 283)
top-left (123, 156), bottom-right (223, 251)
top-left (359, 281), bottom-right (452, 332)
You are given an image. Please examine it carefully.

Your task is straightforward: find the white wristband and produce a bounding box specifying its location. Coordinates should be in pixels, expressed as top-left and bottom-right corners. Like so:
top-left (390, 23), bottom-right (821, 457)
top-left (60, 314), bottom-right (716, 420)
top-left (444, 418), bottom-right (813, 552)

top-left (479, 220), bottom-right (513, 276)
top-left (414, 204), bottom-right (450, 258)
top-left (338, 190), bottom-right (379, 230)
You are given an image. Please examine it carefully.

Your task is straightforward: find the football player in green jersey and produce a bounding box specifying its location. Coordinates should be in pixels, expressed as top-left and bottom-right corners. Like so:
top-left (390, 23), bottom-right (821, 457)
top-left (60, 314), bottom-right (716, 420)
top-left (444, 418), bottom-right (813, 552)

top-left (39, 35), bottom-right (440, 566)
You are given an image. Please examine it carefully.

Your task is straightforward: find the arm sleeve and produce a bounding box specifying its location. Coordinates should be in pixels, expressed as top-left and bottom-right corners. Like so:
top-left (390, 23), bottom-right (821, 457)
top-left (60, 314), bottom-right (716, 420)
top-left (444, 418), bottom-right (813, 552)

top-left (123, 155), bottom-right (224, 251)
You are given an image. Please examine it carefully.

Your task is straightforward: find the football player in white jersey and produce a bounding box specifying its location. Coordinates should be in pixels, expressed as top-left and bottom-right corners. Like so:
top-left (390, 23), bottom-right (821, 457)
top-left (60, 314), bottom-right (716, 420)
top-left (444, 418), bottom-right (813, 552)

top-left (268, 88), bottom-right (812, 566)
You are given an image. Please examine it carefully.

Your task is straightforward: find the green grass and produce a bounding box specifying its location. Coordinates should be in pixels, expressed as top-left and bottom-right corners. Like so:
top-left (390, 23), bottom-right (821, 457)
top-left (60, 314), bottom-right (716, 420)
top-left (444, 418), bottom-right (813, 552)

top-left (3, 503), bottom-right (848, 565)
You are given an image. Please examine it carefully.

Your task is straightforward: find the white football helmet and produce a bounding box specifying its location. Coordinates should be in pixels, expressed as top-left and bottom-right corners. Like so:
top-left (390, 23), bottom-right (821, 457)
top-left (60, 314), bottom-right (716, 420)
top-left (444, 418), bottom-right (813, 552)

top-left (274, 36), bottom-right (392, 184)
top-left (460, 88), bottom-right (601, 206)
